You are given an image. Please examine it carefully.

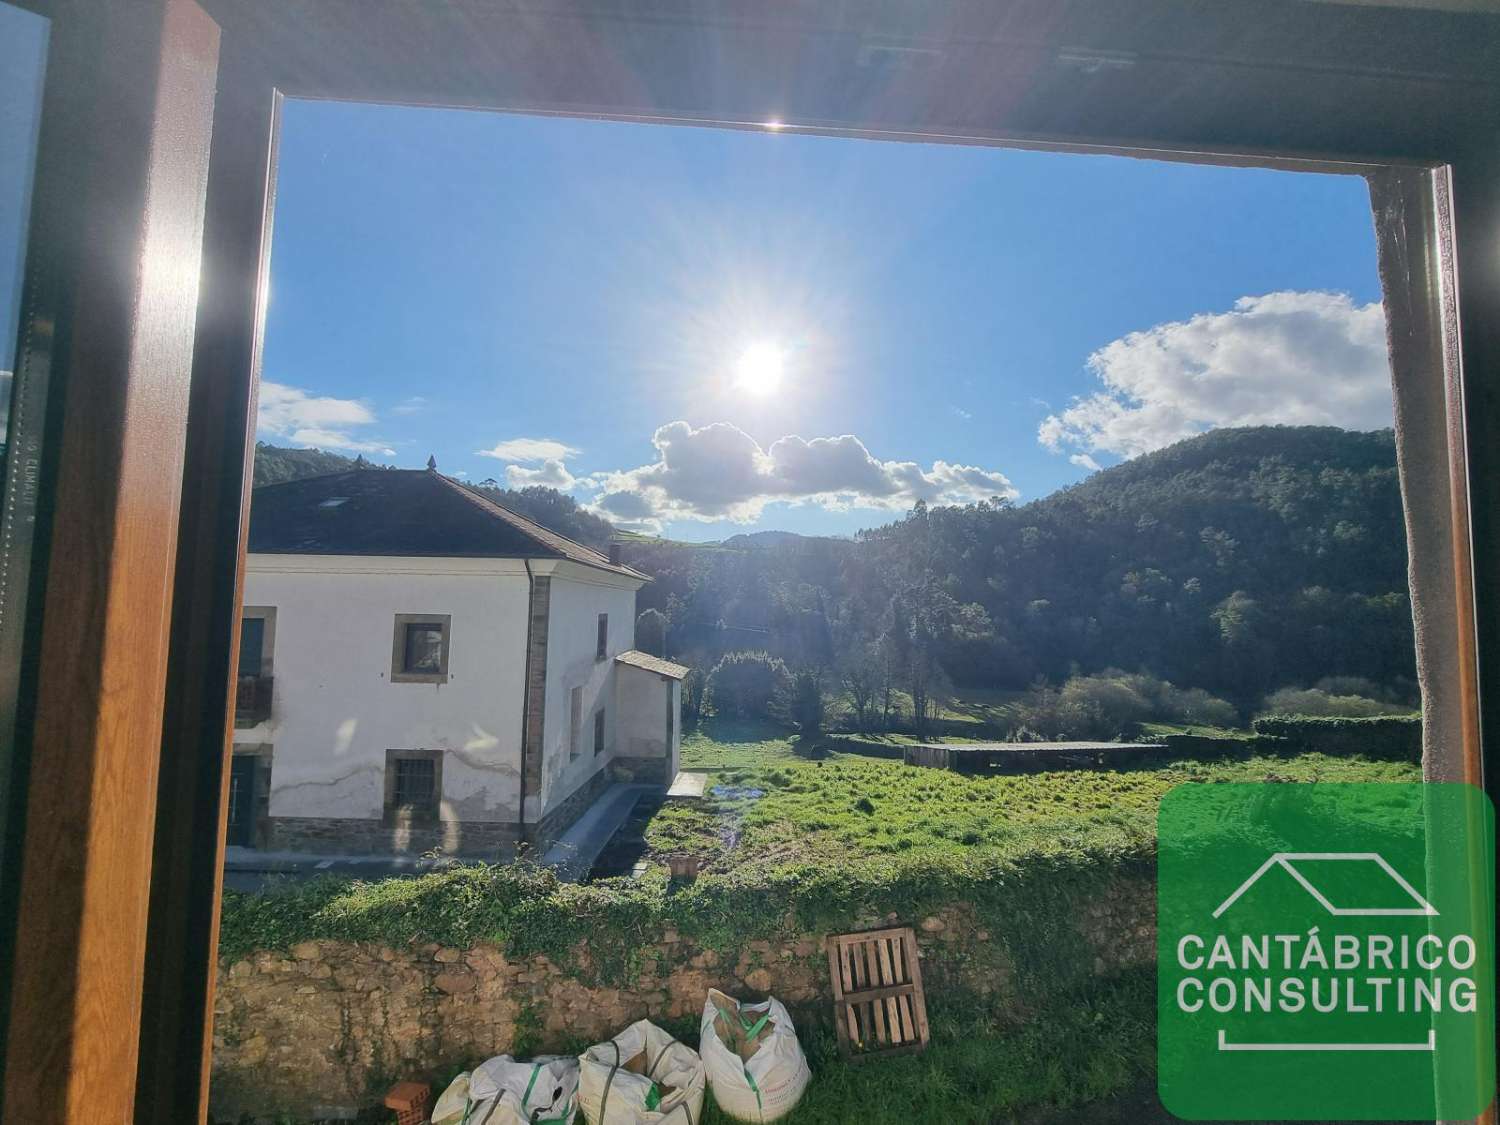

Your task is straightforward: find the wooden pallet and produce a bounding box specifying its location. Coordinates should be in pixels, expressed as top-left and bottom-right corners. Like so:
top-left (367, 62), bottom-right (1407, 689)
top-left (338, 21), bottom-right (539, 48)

top-left (826, 926), bottom-right (930, 1059)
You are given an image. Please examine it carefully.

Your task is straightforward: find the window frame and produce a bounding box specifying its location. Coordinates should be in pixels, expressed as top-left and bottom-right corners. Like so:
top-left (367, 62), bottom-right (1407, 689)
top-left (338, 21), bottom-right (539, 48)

top-left (569, 684), bottom-right (583, 759)
top-left (382, 748), bottom-right (442, 825)
top-left (596, 612), bottom-right (608, 662)
top-left (594, 708), bottom-right (606, 756)
top-left (234, 606), bottom-right (275, 730)
top-left (390, 612), bottom-right (451, 684)
top-left (3, 5), bottom-right (1495, 1125)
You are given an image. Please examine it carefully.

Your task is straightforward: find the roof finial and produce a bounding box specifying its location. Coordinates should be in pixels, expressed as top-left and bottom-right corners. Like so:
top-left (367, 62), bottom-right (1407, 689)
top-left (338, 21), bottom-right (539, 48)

top-left (426, 454), bottom-right (437, 471)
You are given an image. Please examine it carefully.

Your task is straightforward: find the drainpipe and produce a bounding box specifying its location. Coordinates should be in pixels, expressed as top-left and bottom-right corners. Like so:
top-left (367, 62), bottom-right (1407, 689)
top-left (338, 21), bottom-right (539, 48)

top-left (518, 559), bottom-right (534, 846)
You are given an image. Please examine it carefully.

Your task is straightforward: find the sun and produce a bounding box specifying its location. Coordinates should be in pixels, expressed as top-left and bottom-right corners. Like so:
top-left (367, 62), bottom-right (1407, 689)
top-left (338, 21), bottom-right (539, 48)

top-left (734, 342), bottom-right (785, 396)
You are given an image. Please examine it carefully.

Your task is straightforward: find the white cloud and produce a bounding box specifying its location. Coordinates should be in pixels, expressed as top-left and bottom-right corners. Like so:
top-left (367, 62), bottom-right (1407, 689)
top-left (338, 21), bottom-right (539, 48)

top-left (506, 459), bottom-right (577, 490)
top-left (391, 395), bottom-right (429, 416)
top-left (952, 406), bottom-right (973, 421)
top-left (584, 420), bottom-right (1016, 531)
top-left (1070, 453), bottom-right (1102, 472)
top-left (257, 381), bottom-right (394, 455)
top-left (1039, 291), bottom-right (1392, 460)
top-left (477, 437), bottom-right (581, 462)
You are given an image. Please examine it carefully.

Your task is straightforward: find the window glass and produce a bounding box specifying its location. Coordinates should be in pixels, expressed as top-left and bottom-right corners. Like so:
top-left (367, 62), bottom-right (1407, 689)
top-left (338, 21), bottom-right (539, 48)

top-left (238, 617), bottom-right (265, 677)
top-left (596, 613), bottom-right (608, 661)
top-left (0, 0), bottom-right (48, 892)
top-left (0, 2), bottom-right (47, 464)
top-left (403, 623), bottom-right (443, 673)
top-left (593, 709), bottom-right (605, 755)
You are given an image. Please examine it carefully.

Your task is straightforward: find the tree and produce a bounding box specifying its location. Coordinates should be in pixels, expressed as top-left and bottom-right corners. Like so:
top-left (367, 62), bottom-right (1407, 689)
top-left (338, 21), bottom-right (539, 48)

top-left (706, 651), bottom-right (791, 719)
top-left (636, 608), bottom-right (668, 657)
top-left (681, 667), bottom-right (706, 727)
top-left (784, 668), bottom-right (825, 736)
top-left (839, 644), bottom-right (882, 732)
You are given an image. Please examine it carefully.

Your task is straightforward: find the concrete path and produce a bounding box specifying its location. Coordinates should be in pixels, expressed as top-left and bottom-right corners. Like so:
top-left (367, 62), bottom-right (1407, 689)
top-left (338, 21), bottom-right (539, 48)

top-left (666, 770), bottom-right (709, 799)
top-left (540, 782), bottom-right (661, 882)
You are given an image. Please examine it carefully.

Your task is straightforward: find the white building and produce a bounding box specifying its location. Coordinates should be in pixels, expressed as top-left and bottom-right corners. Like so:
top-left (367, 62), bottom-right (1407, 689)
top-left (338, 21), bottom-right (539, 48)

top-left (230, 466), bottom-right (686, 857)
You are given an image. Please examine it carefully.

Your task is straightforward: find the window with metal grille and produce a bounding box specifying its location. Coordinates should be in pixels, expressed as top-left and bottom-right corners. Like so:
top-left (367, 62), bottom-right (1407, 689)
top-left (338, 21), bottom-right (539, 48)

top-left (393, 757), bottom-right (435, 810)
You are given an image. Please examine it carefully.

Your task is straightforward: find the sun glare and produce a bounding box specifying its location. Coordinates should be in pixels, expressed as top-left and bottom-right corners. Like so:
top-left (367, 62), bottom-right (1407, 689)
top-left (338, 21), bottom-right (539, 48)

top-left (734, 342), bottom-right (785, 396)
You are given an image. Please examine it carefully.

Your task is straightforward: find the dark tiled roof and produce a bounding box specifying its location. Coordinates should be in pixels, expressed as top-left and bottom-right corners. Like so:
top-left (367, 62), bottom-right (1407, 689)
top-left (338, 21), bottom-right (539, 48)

top-left (614, 650), bottom-right (690, 680)
top-left (248, 469), bottom-right (646, 578)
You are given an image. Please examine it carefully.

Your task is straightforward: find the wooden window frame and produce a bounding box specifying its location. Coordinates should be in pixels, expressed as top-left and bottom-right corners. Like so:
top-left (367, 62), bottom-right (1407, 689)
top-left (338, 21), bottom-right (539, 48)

top-left (390, 612), bottom-right (451, 683)
top-left (0, 4), bottom-right (1495, 1125)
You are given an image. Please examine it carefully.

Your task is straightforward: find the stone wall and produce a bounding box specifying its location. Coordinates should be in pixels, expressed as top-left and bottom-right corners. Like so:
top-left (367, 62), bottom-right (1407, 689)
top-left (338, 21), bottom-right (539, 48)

top-left (268, 816), bottom-right (521, 858)
top-left (209, 877), bottom-right (1155, 1122)
top-left (610, 755), bottom-right (671, 785)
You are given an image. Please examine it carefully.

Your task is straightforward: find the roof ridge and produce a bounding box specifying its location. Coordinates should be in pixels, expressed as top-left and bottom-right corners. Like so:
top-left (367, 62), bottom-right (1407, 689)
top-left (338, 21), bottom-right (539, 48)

top-left (252, 465), bottom-right (430, 491)
top-left (435, 473), bottom-right (648, 579)
top-left (252, 467), bottom-right (366, 491)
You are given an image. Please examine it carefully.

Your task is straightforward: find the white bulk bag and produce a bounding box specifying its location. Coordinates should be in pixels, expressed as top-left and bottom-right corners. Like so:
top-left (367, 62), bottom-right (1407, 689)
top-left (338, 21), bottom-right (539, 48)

top-left (699, 989), bottom-right (810, 1122)
top-left (577, 1019), bottom-right (706, 1125)
top-left (431, 1071), bottom-right (472, 1125)
top-left (431, 1054), bottom-right (580, 1125)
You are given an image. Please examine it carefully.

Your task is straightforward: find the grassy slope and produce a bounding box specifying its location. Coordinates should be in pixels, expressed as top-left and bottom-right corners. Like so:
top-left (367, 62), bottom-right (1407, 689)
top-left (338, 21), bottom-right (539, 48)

top-left (250, 722), bottom-right (1416, 1124)
top-left (647, 719), bottom-right (1419, 878)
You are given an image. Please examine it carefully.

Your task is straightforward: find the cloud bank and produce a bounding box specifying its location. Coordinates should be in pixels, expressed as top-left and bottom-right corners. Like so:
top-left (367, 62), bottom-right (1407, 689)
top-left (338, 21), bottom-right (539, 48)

top-left (585, 420), bottom-right (1016, 531)
top-left (478, 438), bottom-right (580, 462)
top-left (257, 381), bottom-right (394, 455)
top-left (1039, 291), bottom-right (1392, 461)
top-left (476, 436), bottom-right (584, 489)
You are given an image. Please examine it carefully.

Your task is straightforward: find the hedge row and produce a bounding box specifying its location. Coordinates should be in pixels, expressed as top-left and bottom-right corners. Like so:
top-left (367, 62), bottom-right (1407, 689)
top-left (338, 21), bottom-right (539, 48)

top-left (219, 844), bottom-right (1152, 998)
top-left (1250, 715), bottom-right (1421, 762)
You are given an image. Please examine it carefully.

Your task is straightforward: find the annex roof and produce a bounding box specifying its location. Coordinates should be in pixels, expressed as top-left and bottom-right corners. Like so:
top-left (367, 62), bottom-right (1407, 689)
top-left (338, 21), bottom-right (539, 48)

top-left (614, 650), bottom-right (691, 681)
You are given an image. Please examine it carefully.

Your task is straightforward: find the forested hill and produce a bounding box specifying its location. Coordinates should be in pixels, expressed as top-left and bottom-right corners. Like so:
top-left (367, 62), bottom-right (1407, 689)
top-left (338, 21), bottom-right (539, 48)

top-left (253, 443), bottom-right (365, 485)
top-left (625, 426), bottom-right (1414, 708)
top-left (254, 430), bottom-right (1415, 707)
top-left (251, 443), bottom-right (615, 550)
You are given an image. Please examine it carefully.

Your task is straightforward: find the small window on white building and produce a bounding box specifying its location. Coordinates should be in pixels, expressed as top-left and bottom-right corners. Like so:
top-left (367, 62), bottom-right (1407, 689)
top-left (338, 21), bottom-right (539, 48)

top-left (391, 613), bottom-right (451, 683)
top-left (596, 613), bottom-right (608, 661)
top-left (384, 749), bottom-right (441, 823)
top-left (235, 607), bottom-right (276, 728)
top-left (570, 686), bottom-right (583, 759)
top-left (594, 708), bottom-right (606, 755)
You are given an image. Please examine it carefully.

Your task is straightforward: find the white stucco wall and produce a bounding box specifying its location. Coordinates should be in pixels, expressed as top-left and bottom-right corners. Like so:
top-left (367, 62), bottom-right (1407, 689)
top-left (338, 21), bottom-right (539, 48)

top-left (537, 563), bottom-right (641, 819)
top-left (233, 554), bottom-right (531, 825)
top-left (615, 666), bottom-right (681, 779)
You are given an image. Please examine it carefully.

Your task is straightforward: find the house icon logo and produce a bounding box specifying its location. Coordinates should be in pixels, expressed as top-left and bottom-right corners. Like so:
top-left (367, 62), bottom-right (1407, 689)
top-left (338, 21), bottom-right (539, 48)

top-left (1156, 782), bottom-right (1495, 1120)
top-left (1212, 852), bottom-right (1439, 919)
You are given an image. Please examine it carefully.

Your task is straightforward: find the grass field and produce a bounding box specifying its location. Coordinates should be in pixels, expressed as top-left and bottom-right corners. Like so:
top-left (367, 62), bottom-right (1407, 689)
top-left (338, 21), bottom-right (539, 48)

top-left (625, 719), bottom-right (1419, 880)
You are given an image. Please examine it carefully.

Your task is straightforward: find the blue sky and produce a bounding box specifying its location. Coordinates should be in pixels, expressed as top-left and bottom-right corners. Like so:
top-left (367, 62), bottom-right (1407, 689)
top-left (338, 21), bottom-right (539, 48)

top-left (260, 98), bottom-right (1390, 540)
top-left (0, 4), bottom-right (49, 383)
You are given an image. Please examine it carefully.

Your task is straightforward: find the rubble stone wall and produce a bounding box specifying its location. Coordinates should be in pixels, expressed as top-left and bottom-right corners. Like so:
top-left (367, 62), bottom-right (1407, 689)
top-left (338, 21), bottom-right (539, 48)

top-left (210, 876), bottom-right (1154, 1122)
